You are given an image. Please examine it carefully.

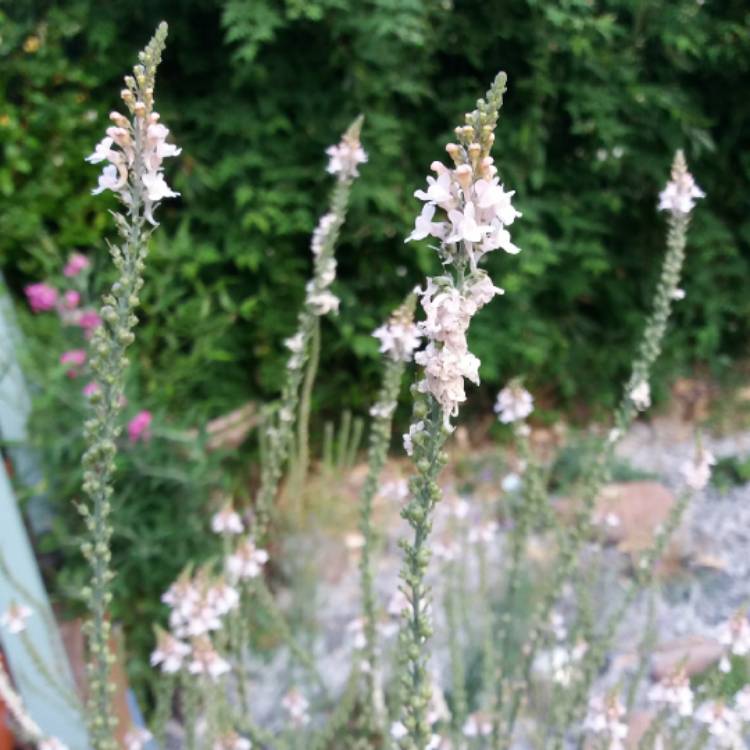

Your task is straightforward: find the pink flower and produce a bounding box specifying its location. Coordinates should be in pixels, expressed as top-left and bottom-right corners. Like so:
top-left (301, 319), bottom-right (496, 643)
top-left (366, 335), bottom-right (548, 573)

top-left (63, 253), bottom-right (90, 277)
top-left (128, 410), bottom-right (153, 444)
top-left (83, 382), bottom-right (100, 398)
top-left (76, 309), bottom-right (102, 335)
top-left (25, 283), bottom-right (58, 312)
top-left (60, 349), bottom-right (87, 378)
top-left (63, 290), bottom-right (81, 310)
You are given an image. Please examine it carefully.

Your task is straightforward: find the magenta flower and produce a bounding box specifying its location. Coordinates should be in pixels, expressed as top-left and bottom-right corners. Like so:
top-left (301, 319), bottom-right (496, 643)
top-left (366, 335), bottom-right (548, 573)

top-left (63, 253), bottom-right (91, 277)
top-left (60, 349), bottom-right (87, 378)
top-left (63, 290), bottom-right (81, 310)
top-left (128, 410), bottom-right (153, 444)
top-left (76, 309), bottom-right (102, 335)
top-left (24, 283), bottom-right (58, 313)
top-left (83, 382), bottom-right (100, 398)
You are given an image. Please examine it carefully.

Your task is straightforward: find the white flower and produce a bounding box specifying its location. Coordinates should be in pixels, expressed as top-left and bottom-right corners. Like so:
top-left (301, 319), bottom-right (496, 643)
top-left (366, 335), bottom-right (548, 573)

top-left (150, 632), bottom-right (190, 673)
top-left (124, 727), bottom-right (153, 750)
top-left (647, 669), bottom-right (693, 717)
top-left (680, 446), bottom-right (716, 490)
top-left (446, 202), bottom-right (488, 244)
top-left (373, 319), bottom-right (422, 363)
top-left (1, 603), bottom-right (33, 634)
top-left (717, 611), bottom-right (750, 656)
top-left (583, 694), bottom-right (628, 750)
top-left (494, 382), bottom-right (534, 423)
top-left (501, 472), bottom-right (522, 493)
top-left (629, 380), bottom-right (651, 411)
top-left (326, 138), bottom-right (367, 178)
top-left (142, 171), bottom-right (179, 202)
top-left (285, 332), bottom-right (305, 353)
top-left (347, 618), bottom-right (367, 650)
top-left (211, 505), bottom-right (244, 535)
top-left (86, 136), bottom-right (116, 164)
top-left (468, 520), bottom-right (498, 544)
top-left (307, 289), bottom-right (340, 316)
top-left (406, 202), bottom-right (448, 243)
top-left (207, 581), bottom-right (240, 617)
top-left (370, 401), bottom-right (397, 419)
top-left (414, 170), bottom-right (456, 207)
top-left (734, 686), bottom-right (750, 721)
top-left (672, 288), bottom-right (686, 300)
top-left (390, 721), bottom-right (408, 740)
top-left (227, 539), bottom-right (269, 580)
top-left (39, 739), bottom-right (68, 750)
top-left (463, 713), bottom-right (492, 737)
top-left (311, 212), bottom-right (337, 256)
top-left (188, 636), bottom-right (231, 681)
top-left (281, 687), bottom-right (310, 726)
top-left (659, 169), bottom-right (705, 215)
top-left (92, 164), bottom-right (125, 195)
top-left (695, 701), bottom-right (743, 748)
top-left (426, 735), bottom-right (443, 750)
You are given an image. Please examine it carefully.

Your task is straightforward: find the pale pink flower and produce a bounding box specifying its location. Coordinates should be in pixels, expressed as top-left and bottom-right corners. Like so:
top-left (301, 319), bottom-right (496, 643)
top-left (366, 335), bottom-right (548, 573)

top-left (188, 636), bottom-right (231, 681)
top-left (647, 669), bottom-right (694, 717)
top-left (306, 289), bottom-right (340, 316)
top-left (734, 686), bottom-right (750, 721)
top-left (495, 382), bottom-right (534, 424)
top-left (584, 694), bottom-right (628, 750)
top-left (150, 631), bottom-right (190, 674)
top-left (226, 539), bottom-right (269, 580)
top-left (0, 603), bottom-right (33, 634)
top-left (142, 171), bottom-right (179, 202)
top-left (403, 421), bottom-right (424, 457)
top-left (281, 687), bottom-right (310, 727)
top-left (695, 701), bottom-right (742, 747)
top-left (718, 611), bottom-right (750, 657)
top-left (128, 410), bottom-right (153, 444)
top-left (213, 732), bottom-right (252, 750)
top-left (659, 167), bottom-right (705, 215)
top-left (681, 445), bottom-right (716, 491)
top-left (25, 282), bottom-right (58, 312)
top-left (372, 319), bottom-right (421, 363)
top-left (63, 253), bottom-right (90, 277)
top-left (211, 505), bottom-right (244, 535)
top-left (310, 213), bottom-right (337, 256)
top-left (124, 727), bottom-right (153, 750)
top-left (92, 163), bottom-right (126, 195)
top-left (60, 349), bottom-right (87, 378)
top-left (326, 137), bottom-right (367, 178)
top-left (406, 202), bottom-right (448, 243)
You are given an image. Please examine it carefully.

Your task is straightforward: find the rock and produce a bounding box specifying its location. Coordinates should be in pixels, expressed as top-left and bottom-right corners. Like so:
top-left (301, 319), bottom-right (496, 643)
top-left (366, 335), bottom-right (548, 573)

top-left (650, 634), bottom-right (723, 680)
top-left (625, 710), bottom-right (656, 749)
top-left (593, 481), bottom-right (677, 554)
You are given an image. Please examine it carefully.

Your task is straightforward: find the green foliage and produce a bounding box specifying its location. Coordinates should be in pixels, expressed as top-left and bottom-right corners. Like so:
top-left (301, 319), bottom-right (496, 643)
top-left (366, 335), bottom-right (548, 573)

top-left (2, 0), bottom-right (749, 425)
top-left (711, 453), bottom-right (750, 491)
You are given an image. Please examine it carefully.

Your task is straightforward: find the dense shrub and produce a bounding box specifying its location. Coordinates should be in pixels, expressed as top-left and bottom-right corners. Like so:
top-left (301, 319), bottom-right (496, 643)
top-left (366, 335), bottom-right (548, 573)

top-left (2, 0), bottom-right (749, 420)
